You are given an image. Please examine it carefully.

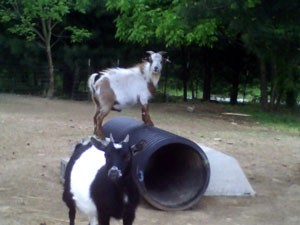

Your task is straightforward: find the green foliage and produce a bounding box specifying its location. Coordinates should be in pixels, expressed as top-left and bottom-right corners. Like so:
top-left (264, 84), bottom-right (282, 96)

top-left (226, 0), bottom-right (300, 108)
top-left (246, 0), bottom-right (261, 8)
top-left (186, 19), bottom-right (218, 47)
top-left (65, 26), bottom-right (92, 43)
top-left (0, 0), bottom-right (92, 44)
top-left (22, 0), bottom-right (69, 21)
top-left (155, 6), bottom-right (186, 47)
top-left (0, 0), bottom-right (299, 109)
top-left (0, 0), bottom-right (92, 98)
top-left (109, 2), bottom-right (160, 45)
top-left (106, 0), bottom-right (219, 48)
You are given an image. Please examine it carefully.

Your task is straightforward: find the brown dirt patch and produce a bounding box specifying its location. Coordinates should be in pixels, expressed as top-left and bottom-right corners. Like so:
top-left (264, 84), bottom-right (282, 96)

top-left (0, 94), bottom-right (300, 225)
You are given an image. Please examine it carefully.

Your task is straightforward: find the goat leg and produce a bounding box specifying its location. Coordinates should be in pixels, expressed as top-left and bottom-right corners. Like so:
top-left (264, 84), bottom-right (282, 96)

top-left (95, 111), bottom-right (107, 140)
top-left (92, 96), bottom-right (101, 136)
top-left (122, 211), bottom-right (135, 225)
top-left (93, 110), bottom-right (100, 135)
top-left (141, 104), bottom-right (154, 126)
top-left (98, 212), bottom-right (109, 225)
top-left (68, 206), bottom-right (76, 225)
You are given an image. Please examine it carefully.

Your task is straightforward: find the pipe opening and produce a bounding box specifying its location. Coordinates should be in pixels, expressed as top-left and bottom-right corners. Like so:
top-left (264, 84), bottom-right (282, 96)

top-left (143, 143), bottom-right (208, 208)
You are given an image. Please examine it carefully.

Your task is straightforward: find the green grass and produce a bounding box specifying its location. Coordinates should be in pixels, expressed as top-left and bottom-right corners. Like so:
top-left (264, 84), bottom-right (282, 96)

top-left (226, 103), bottom-right (300, 133)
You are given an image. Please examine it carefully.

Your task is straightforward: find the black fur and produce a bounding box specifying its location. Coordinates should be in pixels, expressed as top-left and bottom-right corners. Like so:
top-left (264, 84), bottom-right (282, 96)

top-left (94, 73), bottom-right (101, 83)
top-left (62, 142), bottom-right (92, 225)
top-left (90, 164), bottom-right (139, 225)
top-left (62, 137), bottom-right (144, 225)
top-left (91, 139), bottom-right (140, 225)
top-left (91, 73), bottom-right (101, 93)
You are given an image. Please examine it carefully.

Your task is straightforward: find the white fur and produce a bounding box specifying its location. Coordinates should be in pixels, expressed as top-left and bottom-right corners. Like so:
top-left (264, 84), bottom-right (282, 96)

top-left (123, 194), bottom-right (129, 204)
top-left (70, 145), bottom-right (105, 224)
top-left (100, 65), bottom-right (152, 109)
top-left (89, 52), bottom-right (164, 110)
top-left (113, 143), bottom-right (122, 149)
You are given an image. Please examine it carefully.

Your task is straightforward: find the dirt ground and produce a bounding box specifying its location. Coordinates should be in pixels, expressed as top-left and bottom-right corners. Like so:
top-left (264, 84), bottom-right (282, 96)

top-left (0, 94), bottom-right (299, 225)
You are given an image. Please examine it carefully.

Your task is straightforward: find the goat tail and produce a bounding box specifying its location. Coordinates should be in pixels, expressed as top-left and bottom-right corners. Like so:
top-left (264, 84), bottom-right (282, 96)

top-left (88, 73), bottom-right (101, 94)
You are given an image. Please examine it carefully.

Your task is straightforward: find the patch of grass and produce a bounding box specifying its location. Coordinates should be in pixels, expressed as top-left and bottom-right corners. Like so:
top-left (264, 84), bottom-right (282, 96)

top-left (226, 104), bottom-right (300, 133)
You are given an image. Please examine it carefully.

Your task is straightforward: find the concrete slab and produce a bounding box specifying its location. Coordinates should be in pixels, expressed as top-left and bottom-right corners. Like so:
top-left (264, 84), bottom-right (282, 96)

top-left (60, 145), bottom-right (256, 197)
top-left (200, 145), bottom-right (256, 196)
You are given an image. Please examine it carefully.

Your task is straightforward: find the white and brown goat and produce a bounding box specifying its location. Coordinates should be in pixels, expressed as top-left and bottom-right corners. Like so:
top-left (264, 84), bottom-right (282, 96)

top-left (88, 51), bottom-right (170, 139)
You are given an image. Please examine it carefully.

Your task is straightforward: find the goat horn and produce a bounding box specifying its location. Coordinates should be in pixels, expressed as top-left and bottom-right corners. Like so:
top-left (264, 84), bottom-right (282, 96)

top-left (109, 133), bottom-right (115, 143)
top-left (146, 51), bottom-right (155, 55)
top-left (123, 134), bottom-right (130, 143)
top-left (165, 57), bottom-right (172, 63)
top-left (158, 51), bottom-right (167, 55)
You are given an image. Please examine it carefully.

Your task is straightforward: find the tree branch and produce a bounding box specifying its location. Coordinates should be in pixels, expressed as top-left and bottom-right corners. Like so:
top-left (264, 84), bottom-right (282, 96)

top-left (51, 21), bottom-right (59, 30)
top-left (41, 18), bottom-right (49, 45)
top-left (47, 18), bottom-right (52, 44)
top-left (37, 41), bottom-right (46, 49)
top-left (31, 25), bottom-right (47, 43)
top-left (51, 30), bottom-right (66, 48)
top-left (11, 0), bottom-right (21, 17)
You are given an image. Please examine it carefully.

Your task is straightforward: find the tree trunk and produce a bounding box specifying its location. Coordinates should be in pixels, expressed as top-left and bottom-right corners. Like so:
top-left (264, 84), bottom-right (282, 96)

top-left (163, 62), bottom-right (169, 102)
top-left (260, 59), bottom-right (268, 110)
top-left (202, 48), bottom-right (212, 101)
top-left (275, 88), bottom-right (283, 109)
top-left (270, 58), bottom-right (277, 109)
top-left (203, 60), bottom-right (211, 101)
top-left (230, 73), bottom-right (239, 105)
top-left (191, 79), bottom-right (195, 100)
top-left (46, 45), bottom-right (55, 98)
top-left (195, 78), bottom-right (199, 99)
top-left (181, 47), bottom-right (190, 102)
top-left (71, 62), bottom-right (80, 99)
top-left (286, 89), bottom-right (297, 109)
top-left (183, 77), bottom-right (188, 101)
top-left (40, 18), bottom-right (55, 99)
top-left (63, 66), bottom-right (73, 98)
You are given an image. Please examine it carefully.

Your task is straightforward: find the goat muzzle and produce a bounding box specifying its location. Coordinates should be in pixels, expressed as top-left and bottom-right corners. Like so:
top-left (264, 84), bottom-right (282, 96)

top-left (108, 166), bottom-right (122, 181)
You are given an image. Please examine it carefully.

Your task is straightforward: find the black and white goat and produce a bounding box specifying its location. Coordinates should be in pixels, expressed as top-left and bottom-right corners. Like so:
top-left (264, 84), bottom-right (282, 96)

top-left (88, 51), bottom-right (170, 139)
top-left (62, 134), bottom-right (146, 225)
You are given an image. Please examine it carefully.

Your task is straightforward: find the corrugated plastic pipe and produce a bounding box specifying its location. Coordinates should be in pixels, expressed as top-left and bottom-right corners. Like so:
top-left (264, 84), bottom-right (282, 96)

top-left (103, 117), bottom-right (210, 211)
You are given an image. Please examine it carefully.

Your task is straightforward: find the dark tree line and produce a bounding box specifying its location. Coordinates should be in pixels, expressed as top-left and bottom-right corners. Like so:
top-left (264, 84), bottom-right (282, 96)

top-left (0, 0), bottom-right (299, 110)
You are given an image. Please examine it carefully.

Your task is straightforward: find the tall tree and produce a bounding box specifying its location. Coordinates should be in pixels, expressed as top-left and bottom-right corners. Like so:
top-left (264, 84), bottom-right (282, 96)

top-left (229, 0), bottom-right (300, 109)
top-left (0, 0), bottom-right (91, 98)
top-left (106, 0), bottom-right (220, 101)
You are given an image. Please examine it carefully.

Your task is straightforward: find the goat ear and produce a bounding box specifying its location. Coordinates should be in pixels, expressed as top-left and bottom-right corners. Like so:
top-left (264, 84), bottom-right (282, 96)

top-left (109, 133), bottom-right (115, 143)
top-left (131, 140), bottom-right (147, 155)
top-left (158, 51), bottom-right (167, 56)
top-left (164, 57), bottom-right (172, 63)
top-left (146, 51), bottom-right (155, 55)
top-left (123, 134), bottom-right (129, 143)
top-left (90, 136), bottom-right (108, 151)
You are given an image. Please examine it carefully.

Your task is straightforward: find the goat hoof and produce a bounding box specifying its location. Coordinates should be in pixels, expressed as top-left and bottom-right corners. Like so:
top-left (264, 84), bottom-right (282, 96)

top-left (92, 135), bottom-right (103, 141)
top-left (145, 121), bottom-right (154, 126)
top-left (94, 133), bottom-right (106, 141)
